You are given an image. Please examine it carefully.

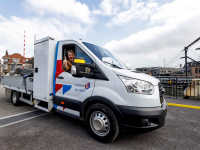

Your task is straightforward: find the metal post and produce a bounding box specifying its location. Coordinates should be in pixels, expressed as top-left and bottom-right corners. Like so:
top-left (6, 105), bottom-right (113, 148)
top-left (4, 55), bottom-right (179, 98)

top-left (169, 77), bottom-right (171, 97)
top-left (194, 80), bottom-right (195, 99)
top-left (176, 78), bottom-right (177, 98)
top-left (185, 47), bottom-right (188, 77)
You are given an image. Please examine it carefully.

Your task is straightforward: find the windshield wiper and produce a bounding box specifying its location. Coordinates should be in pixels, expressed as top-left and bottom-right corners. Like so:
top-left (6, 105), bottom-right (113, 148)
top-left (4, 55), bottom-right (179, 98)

top-left (103, 61), bottom-right (122, 69)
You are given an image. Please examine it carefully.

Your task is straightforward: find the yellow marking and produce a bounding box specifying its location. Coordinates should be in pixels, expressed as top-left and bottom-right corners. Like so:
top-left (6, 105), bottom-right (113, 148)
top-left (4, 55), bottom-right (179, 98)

top-left (74, 59), bottom-right (85, 64)
top-left (167, 103), bottom-right (200, 109)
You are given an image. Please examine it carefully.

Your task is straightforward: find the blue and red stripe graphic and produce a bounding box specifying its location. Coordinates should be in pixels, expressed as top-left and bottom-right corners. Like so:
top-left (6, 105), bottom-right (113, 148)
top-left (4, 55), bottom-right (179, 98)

top-left (85, 83), bottom-right (90, 90)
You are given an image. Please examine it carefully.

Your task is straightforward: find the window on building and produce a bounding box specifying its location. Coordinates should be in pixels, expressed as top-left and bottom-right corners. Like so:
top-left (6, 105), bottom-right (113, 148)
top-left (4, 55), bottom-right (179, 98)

top-left (4, 65), bottom-right (8, 70)
top-left (3, 59), bottom-right (8, 63)
top-left (13, 58), bottom-right (19, 63)
top-left (195, 68), bottom-right (198, 74)
top-left (199, 68), bottom-right (200, 74)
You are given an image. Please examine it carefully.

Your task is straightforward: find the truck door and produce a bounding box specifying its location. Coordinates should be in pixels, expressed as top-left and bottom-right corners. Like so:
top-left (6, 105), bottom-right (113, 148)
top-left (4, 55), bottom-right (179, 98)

top-left (54, 41), bottom-right (95, 117)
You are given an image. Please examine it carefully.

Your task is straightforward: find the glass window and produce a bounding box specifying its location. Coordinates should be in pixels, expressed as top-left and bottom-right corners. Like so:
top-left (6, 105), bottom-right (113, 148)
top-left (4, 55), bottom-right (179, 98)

top-left (13, 58), bottom-right (19, 63)
top-left (4, 65), bottom-right (8, 70)
top-left (83, 42), bottom-right (128, 69)
top-left (195, 68), bottom-right (198, 74)
top-left (199, 68), bottom-right (200, 74)
top-left (3, 59), bottom-right (8, 63)
top-left (76, 46), bottom-right (92, 64)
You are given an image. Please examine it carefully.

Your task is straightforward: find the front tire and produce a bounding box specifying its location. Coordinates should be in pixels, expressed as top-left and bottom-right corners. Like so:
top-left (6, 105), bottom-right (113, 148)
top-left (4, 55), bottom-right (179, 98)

top-left (11, 91), bottom-right (20, 106)
top-left (85, 103), bottom-right (119, 143)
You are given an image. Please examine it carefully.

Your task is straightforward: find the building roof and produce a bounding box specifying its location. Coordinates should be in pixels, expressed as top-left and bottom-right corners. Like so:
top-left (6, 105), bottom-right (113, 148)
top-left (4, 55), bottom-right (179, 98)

top-left (2, 53), bottom-right (30, 59)
top-left (2, 52), bottom-right (31, 64)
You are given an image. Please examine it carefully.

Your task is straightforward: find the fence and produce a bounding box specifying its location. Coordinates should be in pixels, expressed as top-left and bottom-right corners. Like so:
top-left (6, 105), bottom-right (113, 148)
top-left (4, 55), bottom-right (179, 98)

top-left (155, 76), bottom-right (200, 99)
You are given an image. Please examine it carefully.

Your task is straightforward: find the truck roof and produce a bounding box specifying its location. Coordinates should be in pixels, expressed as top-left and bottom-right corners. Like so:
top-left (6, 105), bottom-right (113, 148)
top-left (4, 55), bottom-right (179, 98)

top-left (34, 36), bottom-right (101, 48)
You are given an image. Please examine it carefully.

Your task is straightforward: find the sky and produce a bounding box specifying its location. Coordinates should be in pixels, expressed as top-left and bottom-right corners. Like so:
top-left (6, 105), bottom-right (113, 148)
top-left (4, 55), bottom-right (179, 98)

top-left (1, 0), bottom-right (200, 69)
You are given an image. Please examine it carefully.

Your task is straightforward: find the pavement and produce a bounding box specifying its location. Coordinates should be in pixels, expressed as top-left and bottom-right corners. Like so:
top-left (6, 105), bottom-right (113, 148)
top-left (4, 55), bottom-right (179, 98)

top-left (0, 86), bottom-right (200, 150)
top-left (0, 86), bottom-right (35, 118)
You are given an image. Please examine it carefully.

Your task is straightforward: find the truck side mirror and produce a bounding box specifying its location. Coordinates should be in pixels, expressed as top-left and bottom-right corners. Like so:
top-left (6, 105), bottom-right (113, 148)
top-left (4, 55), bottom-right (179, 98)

top-left (71, 57), bottom-right (95, 77)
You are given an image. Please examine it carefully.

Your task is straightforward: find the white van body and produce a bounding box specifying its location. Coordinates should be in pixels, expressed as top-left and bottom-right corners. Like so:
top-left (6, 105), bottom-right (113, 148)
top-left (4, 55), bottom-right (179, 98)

top-left (1, 36), bottom-right (167, 143)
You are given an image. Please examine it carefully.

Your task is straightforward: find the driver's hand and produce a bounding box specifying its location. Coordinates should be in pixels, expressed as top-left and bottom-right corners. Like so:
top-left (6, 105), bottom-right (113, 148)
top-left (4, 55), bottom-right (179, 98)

top-left (63, 59), bottom-right (68, 68)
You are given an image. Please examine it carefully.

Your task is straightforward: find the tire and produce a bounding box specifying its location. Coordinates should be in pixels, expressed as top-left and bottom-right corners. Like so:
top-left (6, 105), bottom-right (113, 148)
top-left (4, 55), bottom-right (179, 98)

top-left (85, 103), bottom-right (119, 143)
top-left (11, 91), bottom-right (20, 106)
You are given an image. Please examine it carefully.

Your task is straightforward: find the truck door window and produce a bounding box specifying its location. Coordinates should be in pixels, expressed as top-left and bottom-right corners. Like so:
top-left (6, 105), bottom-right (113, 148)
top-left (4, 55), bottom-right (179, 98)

top-left (62, 45), bottom-right (75, 73)
top-left (76, 46), bottom-right (92, 64)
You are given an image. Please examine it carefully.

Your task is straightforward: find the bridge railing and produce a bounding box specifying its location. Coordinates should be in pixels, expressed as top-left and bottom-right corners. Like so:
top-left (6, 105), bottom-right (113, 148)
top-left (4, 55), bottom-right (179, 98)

top-left (155, 76), bottom-right (200, 99)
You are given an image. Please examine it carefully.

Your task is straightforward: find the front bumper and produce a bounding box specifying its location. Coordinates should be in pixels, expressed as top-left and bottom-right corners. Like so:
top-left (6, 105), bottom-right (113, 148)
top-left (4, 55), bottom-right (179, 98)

top-left (117, 99), bottom-right (167, 133)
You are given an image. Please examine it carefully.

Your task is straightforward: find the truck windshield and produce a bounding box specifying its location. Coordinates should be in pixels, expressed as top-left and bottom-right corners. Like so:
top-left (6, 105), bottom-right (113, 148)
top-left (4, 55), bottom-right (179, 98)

top-left (83, 42), bottom-right (128, 70)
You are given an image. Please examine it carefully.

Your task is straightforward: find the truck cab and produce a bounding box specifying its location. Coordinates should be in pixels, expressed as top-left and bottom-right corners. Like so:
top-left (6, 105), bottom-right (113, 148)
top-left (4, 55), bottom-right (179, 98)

top-left (2, 36), bottom-right (167, 143)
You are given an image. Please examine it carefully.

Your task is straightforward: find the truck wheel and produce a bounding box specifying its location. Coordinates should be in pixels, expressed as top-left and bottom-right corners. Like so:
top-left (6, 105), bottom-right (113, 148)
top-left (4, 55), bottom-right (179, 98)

top-left (85, 103), bottom-right (119, 143)
top-left (11, 91), bottom-right (20, 106)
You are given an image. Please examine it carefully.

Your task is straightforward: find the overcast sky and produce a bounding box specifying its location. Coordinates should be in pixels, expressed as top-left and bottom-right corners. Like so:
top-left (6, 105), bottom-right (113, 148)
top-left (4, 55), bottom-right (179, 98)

top-left (1, 0), bottom-right (200, 69)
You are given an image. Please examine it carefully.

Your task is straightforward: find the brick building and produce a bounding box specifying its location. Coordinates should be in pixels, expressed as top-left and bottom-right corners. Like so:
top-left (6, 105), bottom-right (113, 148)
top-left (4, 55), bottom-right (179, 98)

top-left (2, 50), bottom-right (33, 74)
top-left (0, 59), bottom-right (3, 76)
top-left (191, 66), bottom-right (200, 77)
top-left (183, 61), bottom-right (200, 77)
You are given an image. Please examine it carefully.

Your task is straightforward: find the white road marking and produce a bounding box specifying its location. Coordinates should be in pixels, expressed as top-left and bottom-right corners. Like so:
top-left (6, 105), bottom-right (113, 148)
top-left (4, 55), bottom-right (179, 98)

top-left (0, 112), bottom-right (51, 128)
top-left (0, 109), bottom-right (39, 120)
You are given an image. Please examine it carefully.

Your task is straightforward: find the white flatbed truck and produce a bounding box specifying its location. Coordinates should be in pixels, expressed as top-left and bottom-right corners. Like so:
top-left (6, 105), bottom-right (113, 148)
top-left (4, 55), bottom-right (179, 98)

top-left (1, 36), bottom-right (167, 143)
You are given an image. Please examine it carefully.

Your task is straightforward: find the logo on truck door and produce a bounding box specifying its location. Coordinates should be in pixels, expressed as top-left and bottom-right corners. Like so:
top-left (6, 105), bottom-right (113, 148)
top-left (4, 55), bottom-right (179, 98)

top-left (75, 83), bottom-right (90, 92)
top-left (85, 83), bottom-right (90, 90)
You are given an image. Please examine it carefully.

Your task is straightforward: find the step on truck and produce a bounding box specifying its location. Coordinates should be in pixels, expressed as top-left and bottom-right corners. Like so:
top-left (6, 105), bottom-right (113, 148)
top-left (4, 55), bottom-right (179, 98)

top-left (1, 36), bottom-right (167, 143)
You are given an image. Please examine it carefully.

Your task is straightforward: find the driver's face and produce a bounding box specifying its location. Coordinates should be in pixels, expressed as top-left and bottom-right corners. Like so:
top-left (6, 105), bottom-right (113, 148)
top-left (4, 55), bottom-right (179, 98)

top-left (68, 52), bottom-right (75, 62)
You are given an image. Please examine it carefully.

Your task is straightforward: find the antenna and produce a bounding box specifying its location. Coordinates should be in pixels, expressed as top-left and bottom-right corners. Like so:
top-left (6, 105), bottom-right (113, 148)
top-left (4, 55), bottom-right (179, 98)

top-left (34, 34), bottom-right (37, 42)
top-left (23, 31), bottom-right (25, 68)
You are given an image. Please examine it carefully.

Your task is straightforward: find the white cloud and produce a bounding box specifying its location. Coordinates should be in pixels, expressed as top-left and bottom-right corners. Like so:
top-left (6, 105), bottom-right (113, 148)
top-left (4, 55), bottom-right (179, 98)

top-left (104, 0), bottom-right (200, 69)
top-left (92, 0), bottom-right (158, 28)
top-left (92, 0), bottom-right (122, 16)
top-left (146, 2), bottom-right (158, 8)
top-left (0, 0), bottom-right (96, 60)
top-left (106, 2), bottom-right (156, 28)
top-left (122, 0), bottom-right (130, 9)
top-left (150, 0), bottom-right (200, 25)
top-left (23, 0), bottom-right (94, 25)
top-left (0, 15), bottom-right (93, 59)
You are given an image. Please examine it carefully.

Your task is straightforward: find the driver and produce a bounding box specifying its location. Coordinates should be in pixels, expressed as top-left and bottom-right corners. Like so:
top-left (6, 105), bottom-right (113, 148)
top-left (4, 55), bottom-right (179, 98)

top-left (63, 50), bottom-right (75, 72)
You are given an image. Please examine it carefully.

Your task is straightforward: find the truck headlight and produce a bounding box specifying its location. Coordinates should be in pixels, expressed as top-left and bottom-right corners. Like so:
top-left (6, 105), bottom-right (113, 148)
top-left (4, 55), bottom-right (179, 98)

top-left (119, 75), bottom-right (154, 94)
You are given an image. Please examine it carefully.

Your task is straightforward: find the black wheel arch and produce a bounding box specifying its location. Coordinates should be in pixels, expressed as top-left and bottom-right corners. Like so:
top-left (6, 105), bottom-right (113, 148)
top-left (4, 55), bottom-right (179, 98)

top-left (80, 96), bottom-right (123, 123)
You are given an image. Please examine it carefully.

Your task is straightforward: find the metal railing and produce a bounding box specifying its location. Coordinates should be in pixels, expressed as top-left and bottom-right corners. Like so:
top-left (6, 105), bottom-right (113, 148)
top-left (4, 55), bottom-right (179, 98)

top-left (155, 76), bottom-right (200, 99)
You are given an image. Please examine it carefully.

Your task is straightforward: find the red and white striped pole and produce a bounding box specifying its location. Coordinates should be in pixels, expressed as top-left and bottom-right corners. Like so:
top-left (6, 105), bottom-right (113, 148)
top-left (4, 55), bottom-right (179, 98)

top-left (23, 31), bottom-right (25, 68)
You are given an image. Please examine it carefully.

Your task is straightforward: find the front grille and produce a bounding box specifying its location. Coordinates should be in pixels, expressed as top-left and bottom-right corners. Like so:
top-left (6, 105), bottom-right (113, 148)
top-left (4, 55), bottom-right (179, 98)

top-left (158, 83), bottom-right (164, 104)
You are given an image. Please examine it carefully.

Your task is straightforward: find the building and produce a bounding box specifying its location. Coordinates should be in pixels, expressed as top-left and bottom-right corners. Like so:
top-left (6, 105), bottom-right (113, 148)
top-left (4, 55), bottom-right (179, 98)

top-left (184, 61), bottom-right (200, 77)
top-left (135, 67), bottom-right (182, 76)
top-left (135, 67), bottom-right (152, 74)
top-left (25, 57), bottom-right (34, 69)
top-left (0, 59), bottom-right (4, 76)
top-left (2, 50), bottom-right (33, 74)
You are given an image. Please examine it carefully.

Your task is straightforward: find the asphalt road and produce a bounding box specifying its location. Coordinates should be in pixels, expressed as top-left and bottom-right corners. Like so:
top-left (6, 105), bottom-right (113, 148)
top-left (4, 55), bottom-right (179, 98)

top-left (0, 86), bottom-right (35, 118)
top-left (0, 86), bottom-right (200, 150)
